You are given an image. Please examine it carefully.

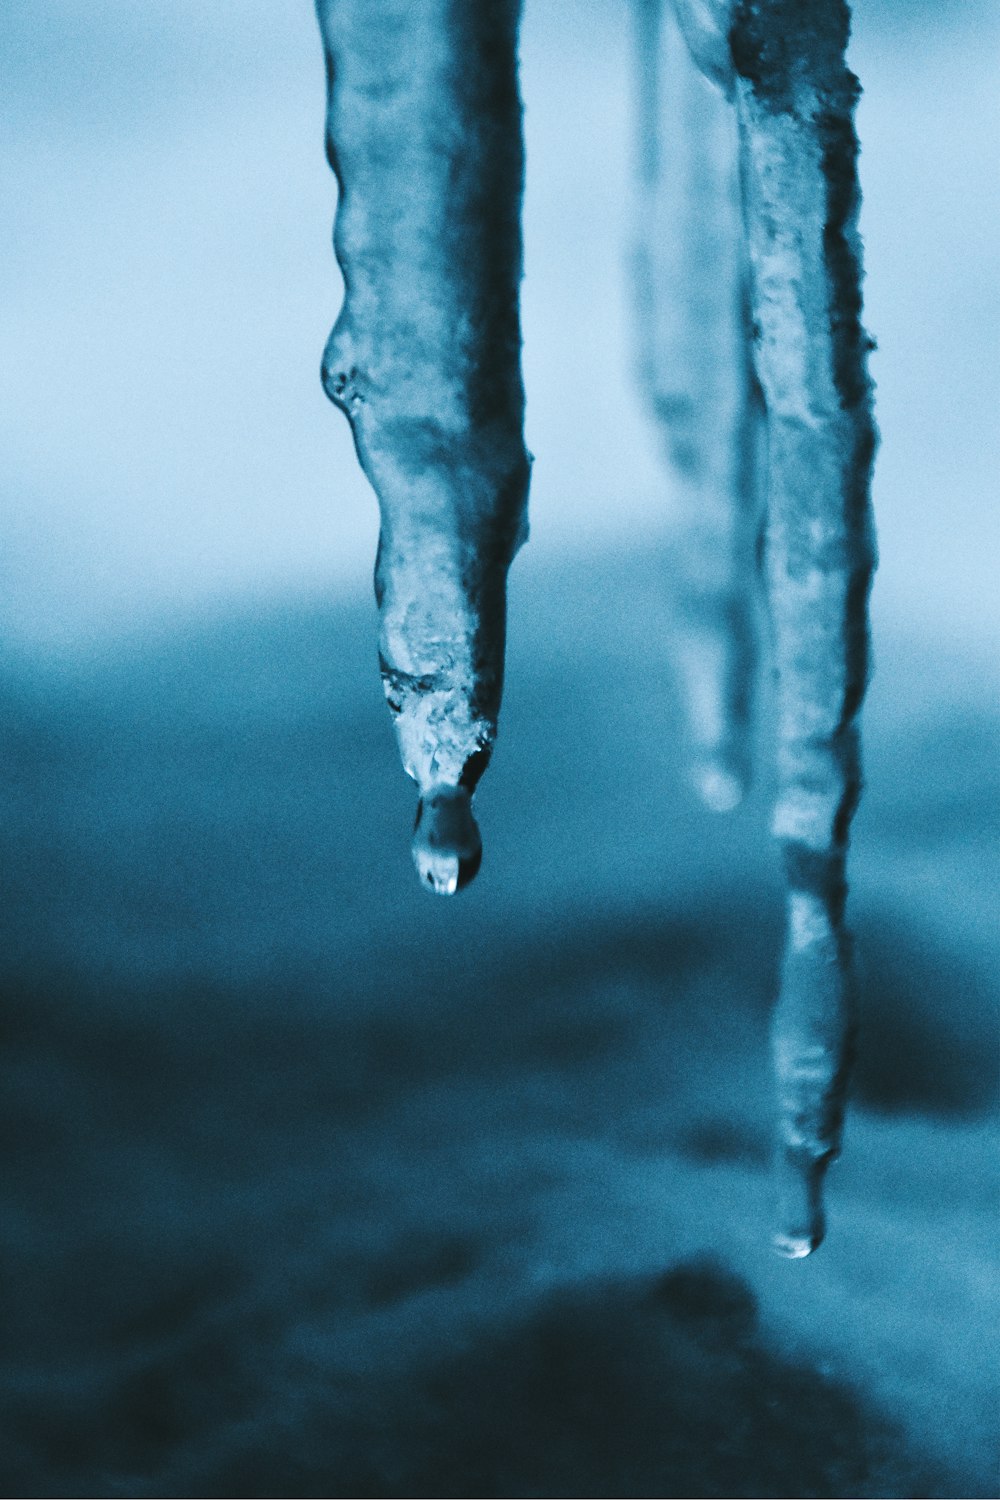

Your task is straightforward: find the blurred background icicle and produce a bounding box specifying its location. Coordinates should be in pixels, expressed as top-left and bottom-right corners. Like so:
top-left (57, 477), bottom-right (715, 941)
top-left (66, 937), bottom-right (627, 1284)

top-left (631, 0), bottom-right (763, 813)
top-left (730, 0), bottom-right (878, 1255)
top-left (316, 0), bottom-right (531, 894)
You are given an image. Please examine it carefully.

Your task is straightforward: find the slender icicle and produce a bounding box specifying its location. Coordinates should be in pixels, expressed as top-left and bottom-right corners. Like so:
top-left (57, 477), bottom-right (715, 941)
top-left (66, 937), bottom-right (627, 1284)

top-left (633, 0), bottom-right (763, 812)
top-left (316, 0), bottom-right (530, 893)
top-left (730, 0), bottom-right (877, 1255)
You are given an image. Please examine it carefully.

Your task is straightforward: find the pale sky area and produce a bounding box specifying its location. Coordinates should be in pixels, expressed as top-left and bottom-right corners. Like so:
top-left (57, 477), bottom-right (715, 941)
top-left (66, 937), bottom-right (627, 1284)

top-left (1, 0), bottom-right (997, 656)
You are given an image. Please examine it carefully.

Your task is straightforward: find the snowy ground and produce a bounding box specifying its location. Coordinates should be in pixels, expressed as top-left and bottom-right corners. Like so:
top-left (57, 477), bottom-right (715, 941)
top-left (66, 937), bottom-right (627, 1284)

top-left (1, 552), bottom-right (996, 1497)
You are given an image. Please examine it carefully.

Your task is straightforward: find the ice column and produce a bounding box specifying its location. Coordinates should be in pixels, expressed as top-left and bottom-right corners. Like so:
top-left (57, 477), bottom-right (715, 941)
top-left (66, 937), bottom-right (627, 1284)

top-left (730, 0), bottom-right (878, 1255)
top-left (316, 0), bottom-right (531, 894)
top-left (633, 0), bottom-right (763, 812)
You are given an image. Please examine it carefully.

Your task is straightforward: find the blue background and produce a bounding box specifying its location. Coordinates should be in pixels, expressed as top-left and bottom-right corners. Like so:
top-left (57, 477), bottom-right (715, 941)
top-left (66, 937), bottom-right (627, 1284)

top-left (1, 2), bottom-right (997, 1494)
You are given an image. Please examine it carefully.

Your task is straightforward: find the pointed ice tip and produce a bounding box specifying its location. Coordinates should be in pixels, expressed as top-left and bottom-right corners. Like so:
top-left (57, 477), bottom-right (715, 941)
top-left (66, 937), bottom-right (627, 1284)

top-left (773, 1150), bottom-right (828, 1260)
top-left (773, 1229), bottom-right (820, 1259)
top-left (412, 786), bottom-right (482, 896)
top-left (694, 761), bottom-right (746, 814)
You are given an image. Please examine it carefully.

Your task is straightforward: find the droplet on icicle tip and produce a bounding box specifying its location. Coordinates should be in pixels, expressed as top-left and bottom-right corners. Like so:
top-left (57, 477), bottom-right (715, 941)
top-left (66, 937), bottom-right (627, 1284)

top-left (773, 1150), bottom-right (829, 1259)
top-left (412, 785), bottom-right (482, 895)
top-left (694, 759), bottom-right (746, 814)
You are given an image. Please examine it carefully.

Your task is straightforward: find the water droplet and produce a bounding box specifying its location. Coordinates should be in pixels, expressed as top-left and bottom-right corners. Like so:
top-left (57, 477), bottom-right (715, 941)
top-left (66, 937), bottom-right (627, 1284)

top-left (773, 1149), bottom-right (827, 1259)
top-left (773, 1230), bottom-right (819, 1260)
top-left (695, 760), bottom-right (746, 814)
top-left (411, 786), bottom-right (482, 895)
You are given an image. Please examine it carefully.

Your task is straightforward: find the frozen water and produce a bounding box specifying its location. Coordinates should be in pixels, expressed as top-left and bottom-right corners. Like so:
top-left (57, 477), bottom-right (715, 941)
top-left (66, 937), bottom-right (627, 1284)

top-left (317, 0), bottom-right (530, 875)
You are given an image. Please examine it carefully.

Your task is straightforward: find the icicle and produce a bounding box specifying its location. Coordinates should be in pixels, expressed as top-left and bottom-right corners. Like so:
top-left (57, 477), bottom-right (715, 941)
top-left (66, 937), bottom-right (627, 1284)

top-left (316, 0), bottom-right (530, 893)
top-left (315, 0), bottom-right (876, 1254)
top-left (632, 0), bottom-right (763, 812)
top-left (729, 0), bottom-right (877, 1255)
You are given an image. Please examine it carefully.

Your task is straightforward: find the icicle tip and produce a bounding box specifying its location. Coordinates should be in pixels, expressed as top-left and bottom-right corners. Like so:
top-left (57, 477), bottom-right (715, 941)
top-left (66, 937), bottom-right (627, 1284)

top-left (772, 1148), bottom-right (829, 1258)
top-left (412, 785), bottom-right (483, 896)
top-left (694, 759), bottom-right (747, 814)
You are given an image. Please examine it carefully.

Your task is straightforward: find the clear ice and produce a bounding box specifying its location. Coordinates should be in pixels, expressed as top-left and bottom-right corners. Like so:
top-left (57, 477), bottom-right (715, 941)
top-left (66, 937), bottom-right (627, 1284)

top-left (317, 0), bottom-right (876, 1255)
top-left (634, 0), bottom-right (877, 1256)
top-left (732, 0), bottom-right (877, 1254)
top-left (316, 0), bottom-right (530, 893)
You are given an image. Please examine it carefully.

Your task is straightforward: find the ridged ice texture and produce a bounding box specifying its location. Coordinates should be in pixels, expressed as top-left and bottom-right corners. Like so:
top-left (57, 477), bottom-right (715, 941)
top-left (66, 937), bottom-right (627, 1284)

top-left (316, 0), bottom-right (531, 893)
top-left (637, 0), bottom-right (876, 1253)
top-left (633, 0), bottom-right (764, 812)
top-left (729, 0), bottom-right (878, 1254)
top-left (317, 0), bottom-right (876, 1252)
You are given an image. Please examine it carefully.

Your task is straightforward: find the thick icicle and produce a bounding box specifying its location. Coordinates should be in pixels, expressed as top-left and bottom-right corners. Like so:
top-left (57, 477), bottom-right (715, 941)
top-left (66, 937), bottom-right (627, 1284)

top-left (316, 0), bottom-right (530, 893)
top-left (633, 0), bottom-right (763, 811)
top-left (730, 0), bottom-right (877, 1255)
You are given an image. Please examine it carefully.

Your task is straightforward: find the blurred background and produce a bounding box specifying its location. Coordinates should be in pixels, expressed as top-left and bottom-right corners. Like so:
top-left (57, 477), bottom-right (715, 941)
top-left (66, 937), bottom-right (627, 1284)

top-left (1, 1), bottom-right (997, 1495)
